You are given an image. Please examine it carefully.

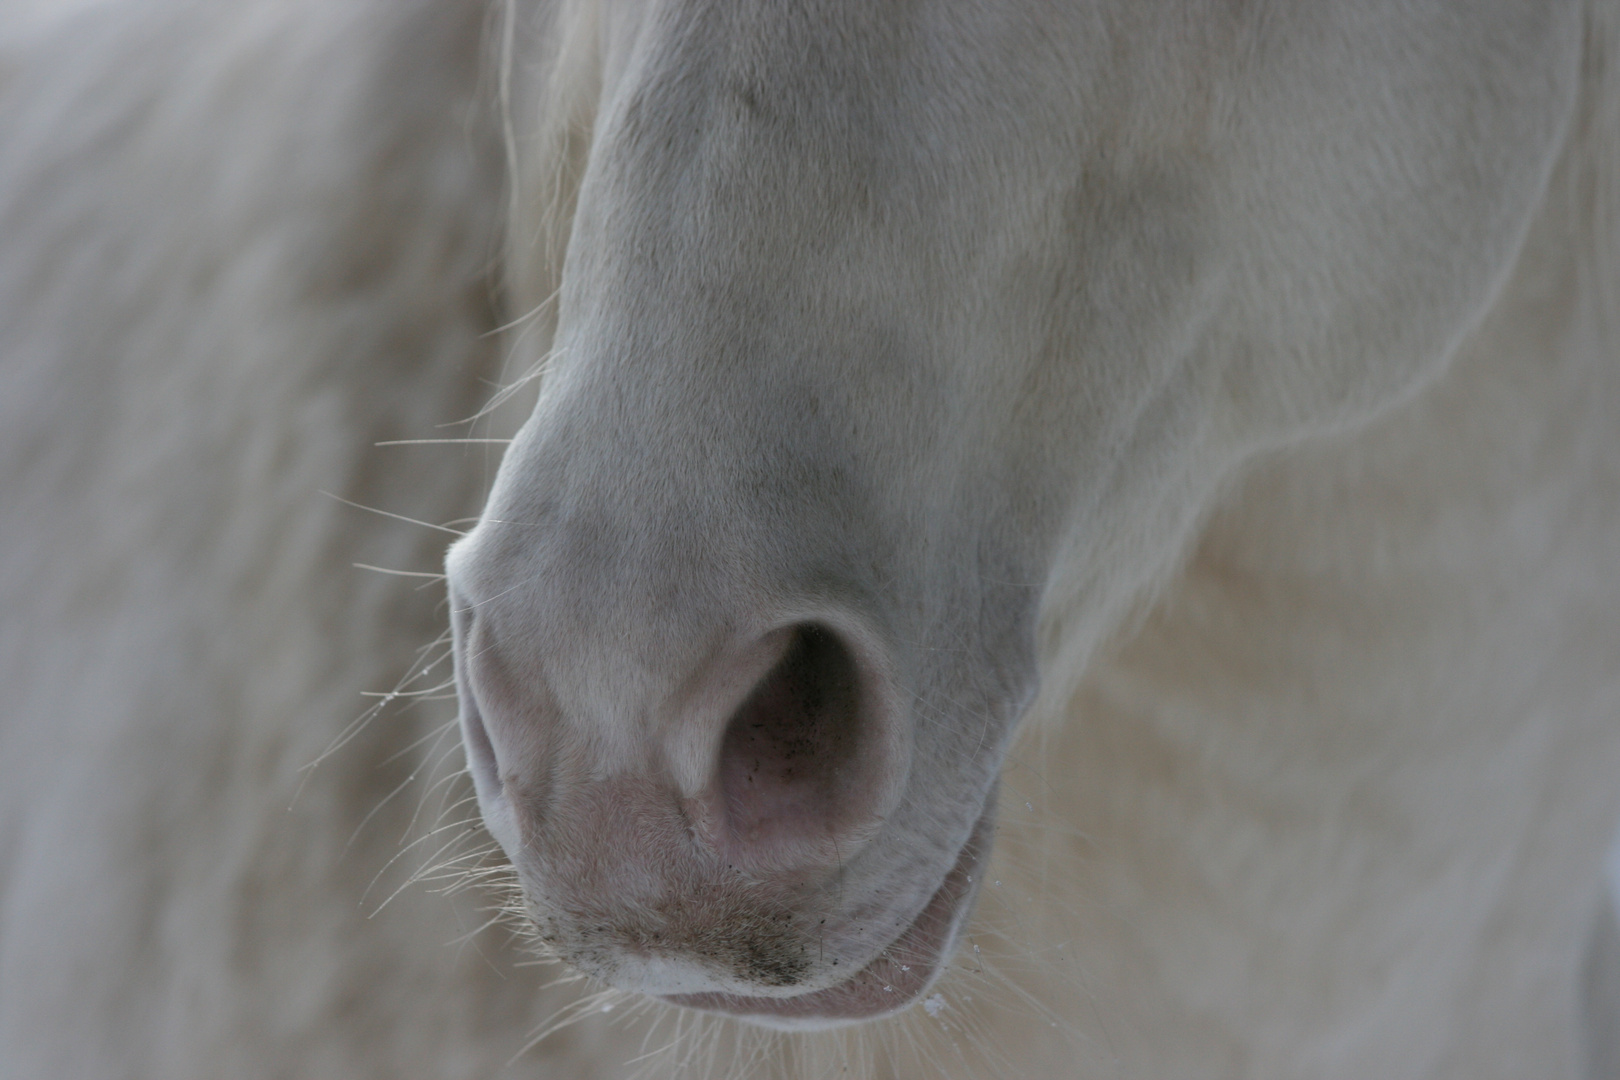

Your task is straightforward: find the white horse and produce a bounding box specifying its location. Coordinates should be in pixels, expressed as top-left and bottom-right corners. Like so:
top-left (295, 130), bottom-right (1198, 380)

top-left (2, 0), bottom-right (1618, 1077)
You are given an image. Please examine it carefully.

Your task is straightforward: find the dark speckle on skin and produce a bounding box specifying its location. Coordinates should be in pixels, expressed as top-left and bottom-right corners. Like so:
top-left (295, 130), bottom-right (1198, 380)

top-left (537, 886), bottom-right (818, 990)
top-left (734, 933), bottom-right (811, 987)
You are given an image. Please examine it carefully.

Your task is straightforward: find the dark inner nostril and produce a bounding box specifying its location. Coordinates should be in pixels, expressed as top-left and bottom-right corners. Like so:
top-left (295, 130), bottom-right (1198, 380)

top-left (719, 624), bottom-right (862, 845)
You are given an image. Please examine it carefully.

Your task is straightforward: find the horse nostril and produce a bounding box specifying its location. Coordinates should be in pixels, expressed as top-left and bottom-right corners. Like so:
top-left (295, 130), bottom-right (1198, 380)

top-left (459, 689), bottom-right (501, 796)
top-left (718, 624), bottom-right (865, 851)
top-left (448, 590), bottom-right (502, 799)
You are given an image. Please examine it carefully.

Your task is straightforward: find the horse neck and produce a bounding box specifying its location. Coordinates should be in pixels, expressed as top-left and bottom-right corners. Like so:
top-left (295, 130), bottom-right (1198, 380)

top-left (1028, 0), bottom-right (1620, 724)
top-left (1014, 7), bottom-right (1620, 1066)
top-left (1193, 0), bottom-right (1620, 616)
top-left (1084, 0), bottom-right (1620, 829)
top-left (1028, 0), bottom-right (1616, 679)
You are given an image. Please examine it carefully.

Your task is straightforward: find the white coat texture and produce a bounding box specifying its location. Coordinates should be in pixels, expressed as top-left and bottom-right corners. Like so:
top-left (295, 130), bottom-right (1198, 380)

top-left (1, 1), bottom-right (1619, 1078)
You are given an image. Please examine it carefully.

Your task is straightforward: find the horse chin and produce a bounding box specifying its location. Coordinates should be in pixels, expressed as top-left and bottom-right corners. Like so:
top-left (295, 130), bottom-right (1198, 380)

top-left (660, 804), bottom-right (994, 1031)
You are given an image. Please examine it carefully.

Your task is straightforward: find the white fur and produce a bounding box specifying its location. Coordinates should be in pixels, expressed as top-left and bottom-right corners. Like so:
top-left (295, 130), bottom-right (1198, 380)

top-left (1, 0), bottom-right (1618, 1076)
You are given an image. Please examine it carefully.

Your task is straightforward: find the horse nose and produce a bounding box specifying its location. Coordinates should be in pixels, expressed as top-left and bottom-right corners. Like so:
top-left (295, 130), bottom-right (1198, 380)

top-left (448, 584), bottom-right (908, 890)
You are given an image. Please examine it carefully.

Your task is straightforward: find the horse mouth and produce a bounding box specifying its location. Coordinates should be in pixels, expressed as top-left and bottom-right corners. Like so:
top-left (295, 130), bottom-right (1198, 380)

top-left (661, 806), bottom-right (993, 1029)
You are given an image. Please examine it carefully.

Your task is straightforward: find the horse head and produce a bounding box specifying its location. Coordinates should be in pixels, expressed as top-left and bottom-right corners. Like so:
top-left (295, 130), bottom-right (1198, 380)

top-left (445, 0), bottom-right (1581, 1027)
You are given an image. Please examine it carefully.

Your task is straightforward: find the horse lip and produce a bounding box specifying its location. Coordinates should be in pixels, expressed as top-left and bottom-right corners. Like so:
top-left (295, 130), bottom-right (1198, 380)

top-left (660, 803), bottom-right (994, 1029)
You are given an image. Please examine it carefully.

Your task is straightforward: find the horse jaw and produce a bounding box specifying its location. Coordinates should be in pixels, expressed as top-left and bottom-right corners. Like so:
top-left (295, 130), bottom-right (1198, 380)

top-left (447, 0), bottom-right (1584, 1027)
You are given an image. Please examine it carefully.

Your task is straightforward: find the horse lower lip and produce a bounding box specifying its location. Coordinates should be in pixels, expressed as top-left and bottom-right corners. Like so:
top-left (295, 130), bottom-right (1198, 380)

top-left (661, 808), bottom-right (993, 1028)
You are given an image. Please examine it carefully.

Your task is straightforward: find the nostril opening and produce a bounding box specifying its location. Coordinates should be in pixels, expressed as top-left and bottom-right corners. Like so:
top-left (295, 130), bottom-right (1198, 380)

top-left (719, 623), bottom-right (865, 849)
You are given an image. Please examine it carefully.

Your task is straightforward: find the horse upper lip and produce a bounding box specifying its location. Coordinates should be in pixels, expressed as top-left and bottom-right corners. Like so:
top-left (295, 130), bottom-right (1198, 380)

top-left (659, 802), bottom-right (993, 1028)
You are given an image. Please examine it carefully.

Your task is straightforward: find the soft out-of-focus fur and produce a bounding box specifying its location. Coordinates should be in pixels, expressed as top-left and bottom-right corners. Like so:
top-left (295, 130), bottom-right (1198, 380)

top-left (1, 0), bottom-right (1617, 1077)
